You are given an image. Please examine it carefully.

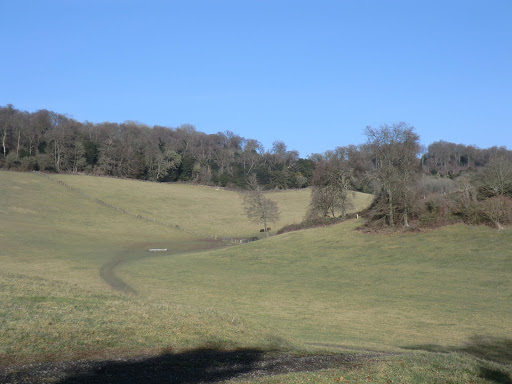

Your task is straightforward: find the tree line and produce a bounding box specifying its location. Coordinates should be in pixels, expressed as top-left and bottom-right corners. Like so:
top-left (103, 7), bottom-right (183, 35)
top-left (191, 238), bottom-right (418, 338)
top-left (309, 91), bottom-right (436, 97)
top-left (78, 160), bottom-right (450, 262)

top-left (2, 104), bottom-right (511, 229)
top-left (307, 123), bottom-right (512, 229)
top-left (0, 105), bottom-right (314, 189)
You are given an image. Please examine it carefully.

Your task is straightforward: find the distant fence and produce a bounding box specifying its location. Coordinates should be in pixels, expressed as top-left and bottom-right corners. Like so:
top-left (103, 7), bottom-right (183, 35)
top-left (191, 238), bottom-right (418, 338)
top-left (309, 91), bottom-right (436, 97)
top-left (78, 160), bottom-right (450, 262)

top-left (33, 171), bottom-right (255, 245)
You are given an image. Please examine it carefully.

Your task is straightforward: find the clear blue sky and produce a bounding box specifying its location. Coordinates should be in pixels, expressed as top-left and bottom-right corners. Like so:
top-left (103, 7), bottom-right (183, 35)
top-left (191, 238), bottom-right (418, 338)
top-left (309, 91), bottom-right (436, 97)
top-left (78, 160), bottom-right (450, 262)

top-left (1, 0), bottom-right (511, 157)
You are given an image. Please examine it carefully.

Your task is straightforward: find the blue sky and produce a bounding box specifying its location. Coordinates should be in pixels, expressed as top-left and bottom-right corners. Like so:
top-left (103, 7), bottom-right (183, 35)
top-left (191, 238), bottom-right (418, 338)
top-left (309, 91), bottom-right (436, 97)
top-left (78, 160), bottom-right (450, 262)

top-left (1, 0), bottom-right (511, 157)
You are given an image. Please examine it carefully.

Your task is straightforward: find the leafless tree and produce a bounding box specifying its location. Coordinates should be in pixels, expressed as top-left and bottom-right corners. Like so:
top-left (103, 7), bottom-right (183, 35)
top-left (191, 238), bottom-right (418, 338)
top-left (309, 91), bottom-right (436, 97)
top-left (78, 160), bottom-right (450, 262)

top-left (480, 196), bottom-right (512, 230)
top-left (481, 151), bottom-right (512, 197)
top-left (310, 148), bottom-right (354, 218)
top-left (242, 176), bottom-right (280, 236)
top-left (364, 123), bottom-right (421, 227)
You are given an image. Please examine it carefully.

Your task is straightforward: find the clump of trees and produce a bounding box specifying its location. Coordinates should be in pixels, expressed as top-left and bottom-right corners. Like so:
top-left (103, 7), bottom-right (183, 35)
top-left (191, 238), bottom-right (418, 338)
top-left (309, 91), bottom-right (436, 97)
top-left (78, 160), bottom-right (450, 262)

top-left (2, 104), bottom-right (511, 230)
top-left (304, 123), bottom-right (512, 231)
top-left (301, 124), bottom-right (511, 231)
top-left (308, 147), bottom-right (354, 219)
top-left (363, 123), bottom-right (421, 227)
top-left (0, 105), bottom-right (314, 190)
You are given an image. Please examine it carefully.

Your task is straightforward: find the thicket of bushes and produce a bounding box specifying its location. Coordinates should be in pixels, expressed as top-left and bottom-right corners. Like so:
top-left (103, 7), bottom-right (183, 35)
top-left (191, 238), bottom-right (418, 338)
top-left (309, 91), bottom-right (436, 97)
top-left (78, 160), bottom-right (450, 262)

top-left (277, 216), bottom-right (348, 234)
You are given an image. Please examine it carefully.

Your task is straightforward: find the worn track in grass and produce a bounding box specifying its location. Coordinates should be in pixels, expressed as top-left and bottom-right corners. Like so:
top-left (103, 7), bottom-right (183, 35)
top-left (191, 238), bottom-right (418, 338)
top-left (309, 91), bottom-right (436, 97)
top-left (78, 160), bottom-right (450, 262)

top-left (99, 240), bottom-right (226, 294)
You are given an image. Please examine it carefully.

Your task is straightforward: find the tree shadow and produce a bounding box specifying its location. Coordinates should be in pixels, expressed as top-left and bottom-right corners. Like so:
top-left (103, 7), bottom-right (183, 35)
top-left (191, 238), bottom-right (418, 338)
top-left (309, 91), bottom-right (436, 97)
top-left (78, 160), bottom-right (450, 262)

top-left (55, 348), bottom-right (265, 384)
top-left (402, 335), bottom-right (512, 384)
top-left (479, 367), bottom-right (512, 384)
top-left (1, 348), bottom-right (266, 384)
top-left (402, 335), bottom-right (512, 365)
top-left (1, 347), bottom-right (357, 384)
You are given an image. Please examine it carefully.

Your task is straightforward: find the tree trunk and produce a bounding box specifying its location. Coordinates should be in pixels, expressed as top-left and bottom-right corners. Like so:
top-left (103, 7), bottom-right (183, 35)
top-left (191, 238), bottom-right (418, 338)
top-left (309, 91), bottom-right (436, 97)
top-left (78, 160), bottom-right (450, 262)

top-left (1, 128), bottom-right (6, 158)
top-left (16, 129), bottom-right (21, 159)
top-left (263, 217), bottom-right (269, 237)
top-left (403, 206), bottom-right (409, 227)
top-left (340, 195), bottom-right (347, 219)
top-left (387, 189), bottom-right (394, 227)
top-left (55, 141), bottom-right (62, 172)
top-left (493, 220), bottom-right (504, 230)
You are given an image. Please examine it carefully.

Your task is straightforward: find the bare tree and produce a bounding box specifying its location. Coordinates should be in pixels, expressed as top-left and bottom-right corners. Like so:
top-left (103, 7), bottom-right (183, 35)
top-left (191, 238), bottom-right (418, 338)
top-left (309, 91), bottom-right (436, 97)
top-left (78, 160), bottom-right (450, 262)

top-left (240, 138), bottom-right (264, 176)
top-left (364, 123), bottom-right (421, 227)
top-left (149, 150), bottom-right (181, 181)
top-left (0, 105), bottom-right (16, 158)
top-left (481, 152), bottom-right (512, 197)
top-left (480, 196), bottom-right (512, 230)
top-left (70, 140), bottom-right (87, 173)
top-left (310, 149), bottom-right (354, 218)
top-left (242, 176), bottom-right (280, 236)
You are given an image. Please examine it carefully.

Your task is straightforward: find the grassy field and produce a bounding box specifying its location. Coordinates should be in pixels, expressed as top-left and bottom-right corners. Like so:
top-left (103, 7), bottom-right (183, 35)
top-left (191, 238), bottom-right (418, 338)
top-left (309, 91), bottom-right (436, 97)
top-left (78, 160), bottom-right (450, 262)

top-left (52, 173), bottom-right (373, 238)
top-left (1, 171), bottom-right (511, 382)
top-left (234, 349), bottom-right (512, 384)
top-left (0, 171), bottom-right (289, 364)
top-left (120, 220), bottom-right (512, 350)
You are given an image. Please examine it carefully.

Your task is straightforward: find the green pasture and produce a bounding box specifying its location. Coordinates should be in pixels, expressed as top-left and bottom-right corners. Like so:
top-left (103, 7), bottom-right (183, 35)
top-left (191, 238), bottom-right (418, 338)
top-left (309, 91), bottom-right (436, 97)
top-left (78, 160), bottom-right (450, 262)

top-left (52, 174), bottom-right (373, 238)
top-left (0, 171), bottom-right (288, 364)
top-left (1, 171), bottom-right (511, 382)
top-left (235, 349), bottom-right (512, 384)
top-left (120, 220), bottom-right (512, 351)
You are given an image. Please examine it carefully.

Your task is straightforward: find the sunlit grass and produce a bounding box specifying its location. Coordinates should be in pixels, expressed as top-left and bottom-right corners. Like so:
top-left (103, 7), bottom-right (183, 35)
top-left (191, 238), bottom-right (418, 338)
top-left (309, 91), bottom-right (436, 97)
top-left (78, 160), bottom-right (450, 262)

top-left (0, 172), bottom-right (291, 363)
top-left (121, 220), bottom-right (512, 351)
top-left (234, 351), bottom-right (512, 384)
top-left (52, 174), bottom-right (372, 238)
top-left (0, 272), bottom-right (288, 365)
top-left (2, 170), bottom-right (511, 383)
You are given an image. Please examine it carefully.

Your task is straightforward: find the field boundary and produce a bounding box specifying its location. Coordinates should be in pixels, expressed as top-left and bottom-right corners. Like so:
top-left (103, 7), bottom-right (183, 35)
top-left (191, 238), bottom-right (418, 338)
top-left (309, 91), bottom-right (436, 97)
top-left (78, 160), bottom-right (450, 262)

top-left (33, 171), bottom-right (251, 244)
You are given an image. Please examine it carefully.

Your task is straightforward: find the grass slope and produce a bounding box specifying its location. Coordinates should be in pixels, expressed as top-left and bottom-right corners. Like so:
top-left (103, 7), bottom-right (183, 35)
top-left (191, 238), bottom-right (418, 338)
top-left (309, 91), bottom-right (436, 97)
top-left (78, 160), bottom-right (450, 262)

top-left (52, 174), bottom-right (373, 238)
top-left (235, 350), bottom-right (512, 384)
top-left (2, 171), bottom-right (511, 383)
top-left (0, 172), bottom-right (289, 364)
top-left (120, 220), bottom-right (512, 351)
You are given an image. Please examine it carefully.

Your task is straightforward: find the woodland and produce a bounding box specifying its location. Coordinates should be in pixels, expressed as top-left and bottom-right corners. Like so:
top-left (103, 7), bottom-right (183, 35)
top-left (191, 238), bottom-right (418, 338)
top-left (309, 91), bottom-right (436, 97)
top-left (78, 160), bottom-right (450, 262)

top-left (2, 104), bottom-right (512, 229)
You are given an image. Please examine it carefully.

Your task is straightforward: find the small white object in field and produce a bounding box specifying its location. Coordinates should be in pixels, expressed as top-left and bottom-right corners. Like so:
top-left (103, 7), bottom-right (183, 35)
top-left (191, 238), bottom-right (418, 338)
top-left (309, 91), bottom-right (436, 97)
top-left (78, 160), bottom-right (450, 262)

top-left (149, 248), bottom-right (168, 252)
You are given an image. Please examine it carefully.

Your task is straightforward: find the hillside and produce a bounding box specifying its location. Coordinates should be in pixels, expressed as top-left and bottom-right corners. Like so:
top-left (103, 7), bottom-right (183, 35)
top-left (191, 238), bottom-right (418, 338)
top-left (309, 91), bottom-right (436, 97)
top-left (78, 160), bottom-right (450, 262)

top-left (1, 171), bottom-right (511, 383)
top-left (51, 173), bottom-right (373, 238)
top-left (0, 171), bottom-right (290, 364)
top-left (120, 220), bottom-right (512, 350)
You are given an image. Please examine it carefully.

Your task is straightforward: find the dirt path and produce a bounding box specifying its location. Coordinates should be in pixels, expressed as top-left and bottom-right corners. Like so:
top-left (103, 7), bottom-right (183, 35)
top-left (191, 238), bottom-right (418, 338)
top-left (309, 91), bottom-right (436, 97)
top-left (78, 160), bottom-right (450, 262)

top-left (0, 349), bottom-right (392, 384)
top-left (99, 255), bottom-right (138, 294)
top-left (99, 240), bottom-right (226, 294)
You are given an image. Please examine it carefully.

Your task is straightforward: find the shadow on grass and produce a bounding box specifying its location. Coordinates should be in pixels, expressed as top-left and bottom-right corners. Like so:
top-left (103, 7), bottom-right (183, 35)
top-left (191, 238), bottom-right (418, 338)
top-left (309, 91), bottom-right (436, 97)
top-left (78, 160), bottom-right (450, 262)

top-left (402, 335), bottom-right (512, 365)
top-left (479, 367), bottom-right (512, 384)
top-left (55, 348), bottom-right (264, 384)
top-left (2, 347), bottom-right (358, 384)
top-left (403, 335), bottom-right (512, 384)
top-left (0, 348), bottom-right (266, 384)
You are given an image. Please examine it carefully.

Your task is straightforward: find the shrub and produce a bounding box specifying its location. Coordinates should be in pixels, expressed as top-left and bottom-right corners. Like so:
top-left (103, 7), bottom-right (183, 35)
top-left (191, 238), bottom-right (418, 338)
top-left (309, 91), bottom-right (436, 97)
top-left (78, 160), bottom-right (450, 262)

top-left (417, 195), bottom-right (460, 228)
top-left (20, 156), bottom-right (37, 171)
top-left (277, 216), bottom-right (347, 234)
top-left (479, 196), bottom-right (512, 229)
top-left (418, 175), bottom-right (457, 196)
top-left (36, 154), bottom-right (56, 172)
top-left (5, 153), bottom-right (20, 169)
